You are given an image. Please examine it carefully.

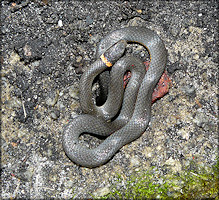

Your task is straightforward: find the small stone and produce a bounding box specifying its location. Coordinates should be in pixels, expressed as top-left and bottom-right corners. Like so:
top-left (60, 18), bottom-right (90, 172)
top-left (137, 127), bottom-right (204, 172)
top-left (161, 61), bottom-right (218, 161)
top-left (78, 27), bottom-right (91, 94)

top-left (69, 83), bottom-right (80, 99)
top-left (58, 20), bottom-right (63, 27)
top-left (70, 99), bottom-right (80, 110)
top-left (171, 26), bottom-right (180, 37)
top-left (76, 56), bottom-right (82, 63)
top-left (59, 91), bottom-right (64, 96)
top-left (179, 128), bottom-right (190, 140)
top-left (193, 54), bottom-right (199, 60)
top-left (46, 91), bottom-right (59, 106)
top-left (143, 146), bottom-right (152, 158)
top-left (165, 157), bottom-right (182, 172)
top-left (86, 16), bottom-right (93, 25)
top-left (65, 180), bottom-right (74, 187)
top-left (180, 85), bottom-right (196, 97)
top-left (1, 77), bottom-right (8, 88)
top-left (9, 52), bottom-right (20, 64)
top-left (32, 60), bottom-right (40, 67)
top-left (194, 109), bottom-right (209, 127)
top-left (93, 186), bottom-right (110, 197)
top-left (128, 17), bottom-right (144, 26)
top-left (137, 9), bottom-right (142, 14)
top-left (57, 101), bottom-right (65, 110)
top-left (23, 44), bottom-right (32, 57)
top-left (130, 157), bottom-right (140, 167)
top-left (156, 145), bottom-right (162, 151)
top-left (88, 34), bottom-right (101, 44)
top-left (50, 110), bottom-right (60, 120)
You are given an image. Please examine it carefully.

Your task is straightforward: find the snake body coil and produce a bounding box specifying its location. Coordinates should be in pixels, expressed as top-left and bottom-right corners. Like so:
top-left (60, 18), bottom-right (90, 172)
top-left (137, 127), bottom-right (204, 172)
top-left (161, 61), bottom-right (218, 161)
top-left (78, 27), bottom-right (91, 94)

top-left (63, 26), bottom-right (167, 167)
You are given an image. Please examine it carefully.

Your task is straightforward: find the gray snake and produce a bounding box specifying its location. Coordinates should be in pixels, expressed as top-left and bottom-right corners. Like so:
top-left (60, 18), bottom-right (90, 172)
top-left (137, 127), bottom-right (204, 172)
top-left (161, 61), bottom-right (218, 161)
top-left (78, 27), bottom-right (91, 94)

top-left (63, 26), bottom-right (167, 167)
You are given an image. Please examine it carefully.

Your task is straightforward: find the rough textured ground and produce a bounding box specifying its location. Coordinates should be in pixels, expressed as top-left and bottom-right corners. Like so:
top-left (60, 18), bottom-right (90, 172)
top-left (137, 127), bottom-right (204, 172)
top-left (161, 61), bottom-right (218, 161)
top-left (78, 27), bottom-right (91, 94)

top-left (1, 1), bottom-right (218, 199)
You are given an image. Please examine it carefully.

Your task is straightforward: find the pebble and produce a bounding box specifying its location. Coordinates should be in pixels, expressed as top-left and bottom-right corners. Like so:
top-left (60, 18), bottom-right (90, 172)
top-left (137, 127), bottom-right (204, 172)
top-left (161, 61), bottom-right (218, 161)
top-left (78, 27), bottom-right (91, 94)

top-left (76, 55), bottom-right (82, 63)
top-left (193, 54), bottom-right (199, 60)
top-left (180, 85), bottom-right (196, 97)
top-left (32, 60), bottom-right (40, 67)
top-left (70, 99), bottom-right (80, 111)
top-left (130, 157), bottom-right (140, 167)
top-left (165, 157), bottom-right (182, 172)
top-left (58, 20), bottom-right (63, 27)
top-left (86, 16), bottom-right (93, 25)
top-left (88, 34), bottom-right (101, 44)
top-left (179, 128), bottom-right (190, 140)
top-left (57, 101), bottom-right (65, 110)
top-left (1, 77), bottom-right (8, 87)
top-left (128, 16), bottom-right (144, 26)
top-left (50, 110), bottom-right (60, 120)
top-left (143, 146), bottom-right (152, 158)
top-left (170, 26), bottom-right (180, 37)
top-left (194, 109), bottom-right (209, 128)
top-left (45, 91), bottom-right (59, 106)
top-left (93, 186), bottom-right (110, 197)
top-left (69, 83), bottom-right (80, 99)
top-left (9, 52), bottom-right (20, 65)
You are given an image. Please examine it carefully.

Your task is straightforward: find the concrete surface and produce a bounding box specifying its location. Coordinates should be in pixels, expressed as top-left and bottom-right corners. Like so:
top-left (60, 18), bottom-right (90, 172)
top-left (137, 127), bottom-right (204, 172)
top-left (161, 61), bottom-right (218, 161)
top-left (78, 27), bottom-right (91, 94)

top-left (1, 1), bottom-right (218, 199)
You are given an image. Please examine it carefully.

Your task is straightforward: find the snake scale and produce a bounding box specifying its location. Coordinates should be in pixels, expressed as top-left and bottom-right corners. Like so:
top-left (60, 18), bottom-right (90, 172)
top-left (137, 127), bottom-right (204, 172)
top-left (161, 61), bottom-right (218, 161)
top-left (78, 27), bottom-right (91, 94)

top-left (63, 26), bottom-right (167, 168)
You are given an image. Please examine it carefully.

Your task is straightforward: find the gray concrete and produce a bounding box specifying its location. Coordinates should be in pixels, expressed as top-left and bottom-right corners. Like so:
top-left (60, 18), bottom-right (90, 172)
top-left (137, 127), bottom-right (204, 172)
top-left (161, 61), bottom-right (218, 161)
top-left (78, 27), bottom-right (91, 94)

top-left (1, 1), bottom-right (218, 199)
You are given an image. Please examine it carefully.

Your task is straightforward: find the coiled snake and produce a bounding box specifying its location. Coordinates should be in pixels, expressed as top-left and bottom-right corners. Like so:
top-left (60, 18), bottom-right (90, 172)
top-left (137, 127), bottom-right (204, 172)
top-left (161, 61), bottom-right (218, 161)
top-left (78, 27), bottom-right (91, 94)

top-left (63, 26), bottom-right (167, 168)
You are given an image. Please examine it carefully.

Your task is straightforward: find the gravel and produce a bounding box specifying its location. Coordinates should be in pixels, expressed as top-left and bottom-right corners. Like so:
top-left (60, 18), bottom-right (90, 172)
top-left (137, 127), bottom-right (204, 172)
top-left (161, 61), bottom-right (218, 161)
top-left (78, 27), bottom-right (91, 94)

top-left (1, 1), bottom-right (218, 199)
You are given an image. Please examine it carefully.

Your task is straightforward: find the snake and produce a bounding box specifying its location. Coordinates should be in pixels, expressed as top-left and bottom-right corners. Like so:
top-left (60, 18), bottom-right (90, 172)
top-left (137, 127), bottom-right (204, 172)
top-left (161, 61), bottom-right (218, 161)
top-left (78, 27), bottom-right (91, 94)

top-left (63, 26), bottom-right (167, 168)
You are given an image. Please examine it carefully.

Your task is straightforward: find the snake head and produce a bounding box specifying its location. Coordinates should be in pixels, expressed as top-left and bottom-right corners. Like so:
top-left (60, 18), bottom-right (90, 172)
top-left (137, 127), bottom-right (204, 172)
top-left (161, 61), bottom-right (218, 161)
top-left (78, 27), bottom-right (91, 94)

top-left (101, 40), bottom-right (127, 66)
